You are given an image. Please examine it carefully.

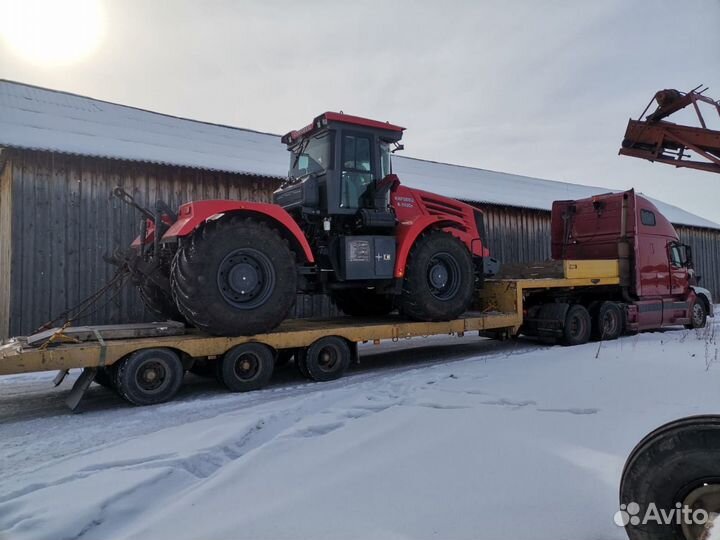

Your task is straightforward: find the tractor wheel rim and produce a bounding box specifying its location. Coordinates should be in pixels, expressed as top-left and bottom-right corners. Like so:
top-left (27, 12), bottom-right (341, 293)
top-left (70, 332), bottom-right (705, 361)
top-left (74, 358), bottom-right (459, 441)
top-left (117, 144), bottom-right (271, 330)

top-left (427, 252), bottom-right (461, 300)
top-left (680, 481), bottom-right (720, 540)
top-left (136, 360), bottom-right (169, 393)
top-left (317, 345), bottom-right (339, 372)
top-left (217, 248), bottom-right (276, 309)
top-left (233, 353), bottom-right (261, 380)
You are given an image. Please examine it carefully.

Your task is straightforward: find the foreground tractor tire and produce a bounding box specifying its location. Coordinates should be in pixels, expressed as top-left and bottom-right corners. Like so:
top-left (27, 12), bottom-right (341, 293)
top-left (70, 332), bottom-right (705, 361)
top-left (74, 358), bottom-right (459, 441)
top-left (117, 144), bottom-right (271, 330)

top-left (332, 289), bottom-right (395, 317)
top-left (620, 415), bottom-right (720, 540)
top-left (399, 230), bottom-right (474, 321)
top-left (171, 217), bottom-right (297, 336)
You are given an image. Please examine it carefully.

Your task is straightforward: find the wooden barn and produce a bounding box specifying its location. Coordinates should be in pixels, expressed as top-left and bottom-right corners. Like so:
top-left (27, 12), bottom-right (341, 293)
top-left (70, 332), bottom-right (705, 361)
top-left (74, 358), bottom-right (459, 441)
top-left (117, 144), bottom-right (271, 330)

top-left (1, 79), bottom-right (719, 339)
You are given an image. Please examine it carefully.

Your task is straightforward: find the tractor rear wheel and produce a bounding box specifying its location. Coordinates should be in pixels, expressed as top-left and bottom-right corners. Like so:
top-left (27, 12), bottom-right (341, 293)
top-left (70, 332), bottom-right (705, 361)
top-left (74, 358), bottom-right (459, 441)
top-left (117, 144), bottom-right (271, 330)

top-left (332, 289), bottom-right (395, 317)
top-left (171, 217), bottom-right (297, 336)
top-left (138, 277), bottom-right (184, 322)
top-left (399, 230), bottom-right (474, 321)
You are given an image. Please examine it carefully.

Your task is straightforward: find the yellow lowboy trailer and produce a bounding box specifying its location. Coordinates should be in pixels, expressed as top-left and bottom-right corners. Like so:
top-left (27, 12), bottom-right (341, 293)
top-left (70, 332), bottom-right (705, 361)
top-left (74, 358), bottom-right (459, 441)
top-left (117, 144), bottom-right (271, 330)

top-left (0, 260), bottom-right (622, 411)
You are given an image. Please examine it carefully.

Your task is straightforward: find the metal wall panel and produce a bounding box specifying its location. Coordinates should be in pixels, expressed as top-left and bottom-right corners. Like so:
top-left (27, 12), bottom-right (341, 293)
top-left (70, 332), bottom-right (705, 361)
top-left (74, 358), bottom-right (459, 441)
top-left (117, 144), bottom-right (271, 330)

top-left (478, 204), bottom-right (553, 264)
top-left (677, 226), bottom-right (720, 300)
top-left (7, 150), bottom-right (277, 337)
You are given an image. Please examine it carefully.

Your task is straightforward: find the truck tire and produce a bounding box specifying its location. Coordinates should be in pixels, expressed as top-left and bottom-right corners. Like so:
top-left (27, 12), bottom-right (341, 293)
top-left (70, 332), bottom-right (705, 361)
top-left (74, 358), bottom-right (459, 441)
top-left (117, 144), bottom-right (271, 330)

top-left (685, 299), bottom-right (708, 330)
top-left (115, 348), bottom-right (184, 406)
top-left (297, 336), bottom-right (351, 382)
top-left (591, 301), bottom-right (623, 341)
top-left (218, 343), bottom-right (274, 392)
top-left (171, 217), bottom-right (297, 336)
top-left (332, 289), bottom-right (395, 317)
top-left (620, 415), bottom-right (720, 540)
top-left (562, 304), bottom-right (591, 346)
top-left (399, 230), bottom-right (474, 321)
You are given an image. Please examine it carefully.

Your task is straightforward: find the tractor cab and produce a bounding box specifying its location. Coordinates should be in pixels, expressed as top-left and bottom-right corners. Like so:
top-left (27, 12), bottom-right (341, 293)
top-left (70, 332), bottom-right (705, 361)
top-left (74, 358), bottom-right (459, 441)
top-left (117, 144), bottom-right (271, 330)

top-left (275, 112), bottom-right (405, 230)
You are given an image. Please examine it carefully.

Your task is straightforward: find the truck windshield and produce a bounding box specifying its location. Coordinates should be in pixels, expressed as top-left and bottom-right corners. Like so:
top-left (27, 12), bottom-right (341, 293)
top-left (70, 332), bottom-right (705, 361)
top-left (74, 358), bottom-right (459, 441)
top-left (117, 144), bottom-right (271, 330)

top-left (289, 132), bottom-right (331, 178)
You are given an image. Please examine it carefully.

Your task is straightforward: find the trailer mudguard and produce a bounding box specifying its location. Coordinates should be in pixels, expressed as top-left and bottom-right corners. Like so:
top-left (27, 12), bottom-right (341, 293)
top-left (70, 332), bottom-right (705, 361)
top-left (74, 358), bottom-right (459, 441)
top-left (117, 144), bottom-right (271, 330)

top-left (162, 200), bottom-right (315, 263)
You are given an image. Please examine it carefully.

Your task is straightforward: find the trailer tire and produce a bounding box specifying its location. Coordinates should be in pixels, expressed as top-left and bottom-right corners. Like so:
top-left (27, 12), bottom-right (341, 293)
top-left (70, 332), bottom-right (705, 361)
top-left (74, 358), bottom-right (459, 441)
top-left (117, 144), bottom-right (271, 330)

top-left (399, 230), bottom-right (474, 321)
top-left (115, 348), bottom-right (184, 406)
top-left (620, 415), bottom-right (720, 540)
top-left (592, 302), bottom-right (623, 341)
top-left (562, 304), bottom-right (591, 346)
top-left (297, 336), bottom-right (351, 382)
top-left (684, 299), bottom-right (708, 330)
top-left (332, 289), bottom-right (395, 317)
top-left (171, 217), bottom-right (297, 336)
top-left (218, 343), bottom-right (274, 392)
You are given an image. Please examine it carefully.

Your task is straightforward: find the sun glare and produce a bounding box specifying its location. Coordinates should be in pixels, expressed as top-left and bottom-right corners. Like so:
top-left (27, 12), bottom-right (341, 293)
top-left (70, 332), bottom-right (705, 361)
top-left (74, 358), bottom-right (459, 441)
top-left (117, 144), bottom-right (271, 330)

top-left (0, 0), bottom-right (105, 65)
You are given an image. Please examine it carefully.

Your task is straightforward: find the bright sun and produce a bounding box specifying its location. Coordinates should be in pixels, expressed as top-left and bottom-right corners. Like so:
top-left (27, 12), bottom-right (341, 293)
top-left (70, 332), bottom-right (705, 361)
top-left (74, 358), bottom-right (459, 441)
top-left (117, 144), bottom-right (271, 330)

top-left (0, 0), bottom-right (104, 65)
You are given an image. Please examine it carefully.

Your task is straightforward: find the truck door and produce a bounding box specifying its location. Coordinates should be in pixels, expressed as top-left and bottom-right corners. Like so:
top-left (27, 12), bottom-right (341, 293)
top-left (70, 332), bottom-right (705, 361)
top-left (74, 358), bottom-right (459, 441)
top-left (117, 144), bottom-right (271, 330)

top-left (668, 242), bottom-right (688, 296)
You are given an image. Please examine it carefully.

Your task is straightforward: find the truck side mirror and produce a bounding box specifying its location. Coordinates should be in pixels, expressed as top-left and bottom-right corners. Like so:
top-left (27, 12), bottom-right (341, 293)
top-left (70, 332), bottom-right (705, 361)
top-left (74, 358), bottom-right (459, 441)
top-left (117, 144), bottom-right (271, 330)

top-left (684, 244), bottom-right (693, 267)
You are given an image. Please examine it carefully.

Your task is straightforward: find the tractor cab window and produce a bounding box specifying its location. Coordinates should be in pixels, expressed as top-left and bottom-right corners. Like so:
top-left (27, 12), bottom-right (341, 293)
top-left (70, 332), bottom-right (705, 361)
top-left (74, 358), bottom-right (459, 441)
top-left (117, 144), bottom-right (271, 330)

top-left (341, 134), bottom-right (373, 209)
top-left (289, 132), bottom-right (331, 179)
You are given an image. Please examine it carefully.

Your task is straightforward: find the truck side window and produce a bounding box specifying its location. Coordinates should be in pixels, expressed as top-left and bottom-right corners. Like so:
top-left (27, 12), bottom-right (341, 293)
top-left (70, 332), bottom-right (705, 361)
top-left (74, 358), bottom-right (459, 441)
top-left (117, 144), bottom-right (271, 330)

top-left (641, 209), bottom-right (656, 226)
top-left (341, 134), bottom-right (373, 209)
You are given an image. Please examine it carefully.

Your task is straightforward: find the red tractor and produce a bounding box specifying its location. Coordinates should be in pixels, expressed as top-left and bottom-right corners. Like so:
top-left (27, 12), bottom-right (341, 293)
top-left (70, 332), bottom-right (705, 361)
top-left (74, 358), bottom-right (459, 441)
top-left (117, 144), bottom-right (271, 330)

top-left (122, 112), bottom-right (497, 336)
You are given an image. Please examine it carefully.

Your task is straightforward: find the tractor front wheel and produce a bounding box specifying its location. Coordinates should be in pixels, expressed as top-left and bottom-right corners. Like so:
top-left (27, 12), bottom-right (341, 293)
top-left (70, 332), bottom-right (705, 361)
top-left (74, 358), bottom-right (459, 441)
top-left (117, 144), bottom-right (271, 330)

top-left (399, 230), bottom-right (474, 321)
top-left (171, 217), bottom-right (297, 336)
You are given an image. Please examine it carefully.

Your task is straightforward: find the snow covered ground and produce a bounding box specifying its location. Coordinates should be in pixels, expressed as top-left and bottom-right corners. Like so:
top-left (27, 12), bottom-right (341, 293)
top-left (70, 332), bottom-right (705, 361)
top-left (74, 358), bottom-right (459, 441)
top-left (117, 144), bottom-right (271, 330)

top-left (1, 321), bottom-right (719, 540)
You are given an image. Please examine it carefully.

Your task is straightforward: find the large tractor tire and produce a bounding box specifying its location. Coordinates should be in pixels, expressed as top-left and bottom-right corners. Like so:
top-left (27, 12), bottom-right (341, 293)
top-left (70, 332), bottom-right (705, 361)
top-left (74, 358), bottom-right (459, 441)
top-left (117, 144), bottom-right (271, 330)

top-left (138, 277), bottom-right (184, 322)
top-left (332, 289), bottom-right (395, 317)
top-left (171, 217), bottom-right (297, 336)
top-left (399, 230), bottom-right (474, 321)
top-left (620, 415), bottom-right (720, 540)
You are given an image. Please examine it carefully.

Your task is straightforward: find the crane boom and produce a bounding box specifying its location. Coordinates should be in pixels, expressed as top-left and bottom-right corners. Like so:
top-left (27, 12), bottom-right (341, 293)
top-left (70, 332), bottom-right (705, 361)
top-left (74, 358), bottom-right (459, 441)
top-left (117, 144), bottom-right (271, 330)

top-left (619, 86), bottom-right (720, 174)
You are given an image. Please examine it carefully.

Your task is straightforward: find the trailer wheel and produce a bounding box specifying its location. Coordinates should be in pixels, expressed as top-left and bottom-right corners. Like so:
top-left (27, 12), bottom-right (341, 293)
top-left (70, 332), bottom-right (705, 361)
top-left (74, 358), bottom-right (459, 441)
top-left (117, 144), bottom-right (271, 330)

top-left (332, 289), bottom-right (395, 316)
top-left (171, 217), bottom-right (297, 336)
top-left (562, 304), bottom-right (591, 346)
top-left (297, 336), bottom-right (351, 382)
top-left (592, 302), bottom-right (623, 341)
top-left (685, 300), bottom-right (708, 330)
top-left (620, 415), bottom-right (720, 540)
top-left (115, 348), bottom-right (184, 406)
top-left (218, 343), bottom-right (274, 392)
top-left (399, 230), bottom-right (474, 321)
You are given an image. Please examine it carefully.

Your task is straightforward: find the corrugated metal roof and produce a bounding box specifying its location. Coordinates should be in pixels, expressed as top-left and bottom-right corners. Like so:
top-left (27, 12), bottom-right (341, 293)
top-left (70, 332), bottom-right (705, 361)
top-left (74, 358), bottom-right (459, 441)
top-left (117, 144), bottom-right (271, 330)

top-left (1, 79), bottom-right (718, 230)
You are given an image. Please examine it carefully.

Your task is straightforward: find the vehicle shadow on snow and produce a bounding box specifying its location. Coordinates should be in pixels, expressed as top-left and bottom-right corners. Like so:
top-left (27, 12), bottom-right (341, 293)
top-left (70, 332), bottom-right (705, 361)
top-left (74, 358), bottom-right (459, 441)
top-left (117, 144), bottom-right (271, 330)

top-left (0, 336), bottom-right (544, 423)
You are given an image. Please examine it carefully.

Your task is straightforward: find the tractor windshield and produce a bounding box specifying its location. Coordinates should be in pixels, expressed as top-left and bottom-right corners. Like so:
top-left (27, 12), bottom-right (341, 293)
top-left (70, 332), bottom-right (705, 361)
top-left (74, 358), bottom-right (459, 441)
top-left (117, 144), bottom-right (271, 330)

top-left (289, 132), bottom-right (331, 179)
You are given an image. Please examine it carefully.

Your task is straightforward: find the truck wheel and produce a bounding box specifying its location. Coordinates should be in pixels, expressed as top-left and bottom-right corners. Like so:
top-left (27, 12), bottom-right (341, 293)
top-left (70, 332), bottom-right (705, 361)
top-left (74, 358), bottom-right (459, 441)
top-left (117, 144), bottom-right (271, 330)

top-left (620, 415), bottom-right (720, 540)
top-left (562, 304), bottom-right (591, 346)
top-left (685, 300), bottom-right (708, 330)
top-left (218, 343), bottom-right (274, 392)
top-left (332, 289), bottom-right (395, 316)
top-left (399, 230), bottom-right (474, 321)
top-left (115, 348), bottom-right (184, 406)
top-left (592, 301), bottom-right (623, 341)
top-left (171, 217), bottom-right (297, 336)
top-left (297, 336), bottom-right (351, 382)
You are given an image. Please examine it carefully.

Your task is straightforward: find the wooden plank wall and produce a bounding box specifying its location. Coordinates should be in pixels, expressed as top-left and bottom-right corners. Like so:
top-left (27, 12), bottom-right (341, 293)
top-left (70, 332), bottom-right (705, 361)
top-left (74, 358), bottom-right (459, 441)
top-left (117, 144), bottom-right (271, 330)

top-left (0, 157), bottom-right (12, 340)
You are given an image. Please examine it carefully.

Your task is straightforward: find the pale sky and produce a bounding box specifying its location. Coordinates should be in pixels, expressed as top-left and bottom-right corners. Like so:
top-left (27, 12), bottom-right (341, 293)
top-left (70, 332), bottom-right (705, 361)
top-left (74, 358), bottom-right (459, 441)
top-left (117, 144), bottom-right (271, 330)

top-left (2, 0), bottom-right (720, 222)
